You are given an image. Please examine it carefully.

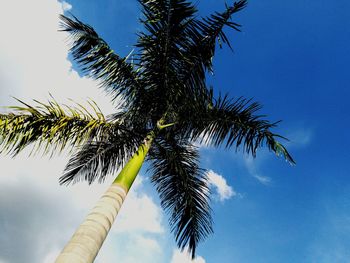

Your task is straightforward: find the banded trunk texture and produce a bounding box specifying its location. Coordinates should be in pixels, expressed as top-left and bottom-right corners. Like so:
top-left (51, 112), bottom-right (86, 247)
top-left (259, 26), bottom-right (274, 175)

top-left (55, 131), bottom-right (155, 262)
top-left (55, 184), bottom-right (127, 263)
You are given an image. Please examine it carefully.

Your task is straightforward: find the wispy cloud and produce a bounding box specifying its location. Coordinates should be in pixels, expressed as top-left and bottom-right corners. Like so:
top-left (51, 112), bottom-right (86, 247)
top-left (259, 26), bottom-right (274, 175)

top-left (241, 125), bottom-right (312, 185)
top-left (244, 154), bottom-right (272, 185)
top-left (60, 0), bottom-right (72, 11)
top-left (206, 170), bottom-right (238, 201)
top-left (285, 127), bottom-right (313, 148)
top-left (252, 174), bottom-right (272, 185)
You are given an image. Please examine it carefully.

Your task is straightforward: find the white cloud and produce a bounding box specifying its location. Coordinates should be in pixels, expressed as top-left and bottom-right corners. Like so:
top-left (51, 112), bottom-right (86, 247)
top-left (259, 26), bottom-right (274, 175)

top-left (60, 0), bottom-right (72, 11)
top-left (95, 233), bottom-right (163, 263)
top-left (43, 249), bottom-right (61, 263)
top-left (0, 156), bottom-right (82, 263)
top-left (114, 177), bottom-right (164, 234)
top-left (170, 249), bottom-right (206, 263)
top-left (0, 153), bottom-right (165, 263)
top-left (0, 0), bottom-right (115, 114)
top-left (134, 236), bottom-right (161, 252)
top-left (206, 170), bottom-right (236, 201)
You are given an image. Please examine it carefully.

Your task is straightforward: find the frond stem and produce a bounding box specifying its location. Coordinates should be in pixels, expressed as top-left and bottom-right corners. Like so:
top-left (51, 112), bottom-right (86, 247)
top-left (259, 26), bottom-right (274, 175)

top-left (157, 121), bottom-right (176, 130)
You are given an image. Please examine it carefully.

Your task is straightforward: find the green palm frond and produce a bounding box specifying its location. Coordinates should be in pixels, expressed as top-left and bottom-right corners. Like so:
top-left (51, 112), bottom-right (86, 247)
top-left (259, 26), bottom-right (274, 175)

top-left (59, 15), bottom-right (141, 102)
top-left (60, 129), bottom-right (141, 185)
top-left (0, 114), bottom-right (6, 144)
top-left (182, 94), bottom-right (295, 164)
top-left (178, 1), bottom-right (247, 103)
top-left (198, 0), bottom-right (247, 50)
top-left (135, 0), bottom-right (202, 117)
top-left (149, 137), bottom-right (212, 259)
top-left (0, 98), bottom-right (115, 156)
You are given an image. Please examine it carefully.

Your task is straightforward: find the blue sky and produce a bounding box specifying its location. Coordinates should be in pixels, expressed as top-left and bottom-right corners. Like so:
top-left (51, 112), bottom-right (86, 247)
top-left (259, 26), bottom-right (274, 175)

top-left (0, 0), bottom-right (350, 262)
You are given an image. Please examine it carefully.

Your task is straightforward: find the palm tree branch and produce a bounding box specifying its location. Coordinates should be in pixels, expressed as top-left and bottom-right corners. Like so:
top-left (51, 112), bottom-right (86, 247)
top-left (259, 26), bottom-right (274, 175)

top-left (59, 14), bottom-right (141, 102)
top-left (197, 0), bottom-right (247, 50)
top-left (183, 95), bottom-right (295, 164)
top-left (135, 0), bottom-right (202, 120)
top-left (149, 137), bottom-right (213, 259)
top-left (0, 99), bottom-right (124, 156)
top-left (60, 128), bottom-right (141, 185)
top-left (177, 1), bottom-right (247, 102)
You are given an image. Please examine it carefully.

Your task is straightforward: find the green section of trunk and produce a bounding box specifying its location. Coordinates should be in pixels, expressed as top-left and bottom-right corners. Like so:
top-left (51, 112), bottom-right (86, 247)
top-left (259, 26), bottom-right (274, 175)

top-left (113, 131), bottom-right (155, 190)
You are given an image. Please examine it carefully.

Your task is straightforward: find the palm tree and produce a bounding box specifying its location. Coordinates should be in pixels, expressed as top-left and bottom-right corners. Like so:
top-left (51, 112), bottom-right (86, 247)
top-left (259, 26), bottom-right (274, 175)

top-left (0, 0), bottom-right (294, 262)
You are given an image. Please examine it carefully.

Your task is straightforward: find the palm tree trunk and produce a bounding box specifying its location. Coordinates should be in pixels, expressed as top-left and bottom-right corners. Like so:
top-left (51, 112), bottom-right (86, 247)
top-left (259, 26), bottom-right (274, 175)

top-left (55, 134), bottom-right (154, 263)
top-left (55, 183), bottom-right (127, 263)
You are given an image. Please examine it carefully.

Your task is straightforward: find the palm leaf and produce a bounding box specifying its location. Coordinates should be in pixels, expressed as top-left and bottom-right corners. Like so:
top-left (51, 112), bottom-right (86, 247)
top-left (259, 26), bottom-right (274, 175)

top-left (0, 98), bottom-right (117, 156)
top-left (59, 15), bottom-right (141, 102)
top-left (149, 136), bottom-right (212, 259)
top-left (198, 0), bottom-right (247, 50)
top-left (177, 1), bottom-right (247, 108)
top-left (135, 0), bottom-right (202, 119)
top-left (60, 128), bottom-right (141, 184)
top-left (186, 94), bottom-right (295, 164)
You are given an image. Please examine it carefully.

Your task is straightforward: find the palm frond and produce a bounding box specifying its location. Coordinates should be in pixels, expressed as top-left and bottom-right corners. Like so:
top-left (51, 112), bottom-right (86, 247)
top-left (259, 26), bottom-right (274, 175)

top-left (0, 98), bottom-right (117, 156)
top-left (135, 0), bottom-right (201, 119)
top-left (198, 0), bottom-right (247, 50)
top-left (149, 137), bottom-right (212, 259)
top-left (183, 94), bottom-right (295, 164)
top-left (176, 0), bottom-right (247, 104)
top-left (59, 15), bottom-right (141, 102)
top-left (60, 128), bottom-right (141, 185)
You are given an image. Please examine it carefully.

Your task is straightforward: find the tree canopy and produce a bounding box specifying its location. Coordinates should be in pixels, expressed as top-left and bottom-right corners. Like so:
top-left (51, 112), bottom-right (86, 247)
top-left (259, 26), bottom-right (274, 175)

top-left (0, 0), bottom-right (294, 258)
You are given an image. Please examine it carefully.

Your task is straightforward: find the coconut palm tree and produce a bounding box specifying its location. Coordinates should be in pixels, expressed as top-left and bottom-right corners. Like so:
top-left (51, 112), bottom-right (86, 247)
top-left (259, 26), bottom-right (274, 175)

top-left (0, 0), bottom-right (294, 262)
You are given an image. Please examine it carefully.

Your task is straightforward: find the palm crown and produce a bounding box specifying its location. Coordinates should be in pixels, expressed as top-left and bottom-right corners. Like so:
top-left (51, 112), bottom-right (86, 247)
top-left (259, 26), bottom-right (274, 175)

top-left (0, 0), bottom-right (294, 259)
